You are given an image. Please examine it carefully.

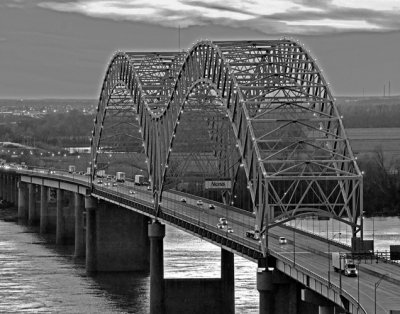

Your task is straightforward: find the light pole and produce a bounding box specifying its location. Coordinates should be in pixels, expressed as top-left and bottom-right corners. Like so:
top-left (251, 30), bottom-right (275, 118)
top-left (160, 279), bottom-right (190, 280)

top-left (293, 218), bottom-right (296, 266)
top-left (328, 232), bottom-right (342, 286)
top-left (375, 274), bottom-right (388, 314)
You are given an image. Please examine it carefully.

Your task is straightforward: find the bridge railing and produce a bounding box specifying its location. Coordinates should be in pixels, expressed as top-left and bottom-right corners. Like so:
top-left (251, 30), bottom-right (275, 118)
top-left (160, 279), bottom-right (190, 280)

top-left (271, 250), bottom-right (367, 314)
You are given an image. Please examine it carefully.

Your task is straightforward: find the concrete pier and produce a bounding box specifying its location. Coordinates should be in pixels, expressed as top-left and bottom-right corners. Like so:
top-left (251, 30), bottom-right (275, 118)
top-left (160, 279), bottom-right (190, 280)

top-left (28, 183), bottom-right (39, 225)
top-left (74, 193), bottom-right (85, 258)
top-left (257, 269), bottom-right (274, 314)
top-left (149, 221), bottom-right (165, 314)
top-left (40, 185), bottom-right (49, 233)
top-left (85, 198), bottom-right (150, 272)
top-left (56, 189), bottom-right (65, 244)
top-left (17, 181), bottom-right (28, 220)
top-left (85, 196), bottom-right (97, 273)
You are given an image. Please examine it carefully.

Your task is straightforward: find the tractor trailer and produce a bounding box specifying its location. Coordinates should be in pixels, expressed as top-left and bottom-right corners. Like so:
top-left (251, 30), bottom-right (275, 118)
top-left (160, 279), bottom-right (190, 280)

top-left (116, 172), bottom-right (126, 183)
top-left (331, 252), bottom-right (358, 277)
top-left (134, 174), bottom-right (145, 185)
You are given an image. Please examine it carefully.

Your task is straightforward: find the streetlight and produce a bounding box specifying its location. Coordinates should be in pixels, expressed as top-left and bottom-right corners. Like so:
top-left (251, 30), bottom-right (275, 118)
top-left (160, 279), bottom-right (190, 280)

top-left (328, 232), bottom-right (342, 286)
top-left (375, 274), bottom-right (388, 314)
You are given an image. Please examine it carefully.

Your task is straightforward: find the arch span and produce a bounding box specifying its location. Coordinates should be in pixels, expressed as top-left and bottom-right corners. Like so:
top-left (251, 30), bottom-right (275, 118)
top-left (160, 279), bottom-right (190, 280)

top-left (91, 40), bottom-right (363, 253)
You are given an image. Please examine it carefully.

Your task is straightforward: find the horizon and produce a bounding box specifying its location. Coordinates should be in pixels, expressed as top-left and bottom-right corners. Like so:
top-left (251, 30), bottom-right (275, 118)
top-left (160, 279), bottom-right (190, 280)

top-left (1, 1), bottom-right (399, 98)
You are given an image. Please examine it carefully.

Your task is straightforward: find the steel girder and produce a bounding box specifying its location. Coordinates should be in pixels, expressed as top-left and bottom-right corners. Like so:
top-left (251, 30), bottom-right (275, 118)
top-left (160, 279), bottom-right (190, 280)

top-left (91, 40), bottom-right (363, 255)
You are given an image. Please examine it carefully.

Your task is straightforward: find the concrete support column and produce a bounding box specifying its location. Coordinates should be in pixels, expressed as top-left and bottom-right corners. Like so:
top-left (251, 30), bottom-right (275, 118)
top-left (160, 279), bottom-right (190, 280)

top-left (74, 193), bottom-right (85, 258)
top-left (0, 174), bottom-right (3, 199)
top-left (6, 175), bottom-right (12, 202)
top-left (17, 181), bottom-right (28, 220)
top-left (85, 196), bottom-right (97, 273)
top-left (11, 176), bottom-right (16, 205)
top-left (28, 183), bottom-right (38, 225)
top-left (301, 289), bottom-right (335, 314)
top-left (8, 176), bottom-right (13, 204)
top-left (318, 305), bottom-right (334, 314)
top-left (40, 186), bottom-right (49, 233)
top-left (4, 175), bottom-right (9, 202)
top-left (148, 221), bottom-right (165, 314)
top-left (257, 269), bottom-right (274, 314)
top-left (221, 249), bottom-right (235, 314)
top-left (2, 175), bottom-right (7, 201)
top-left (56, 189), bottom-right (65, 244)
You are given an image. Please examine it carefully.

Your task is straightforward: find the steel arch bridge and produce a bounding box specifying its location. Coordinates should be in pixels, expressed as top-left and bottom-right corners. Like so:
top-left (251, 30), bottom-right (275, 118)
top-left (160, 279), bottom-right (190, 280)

top-left (91, 39), bottom-right (363, 255)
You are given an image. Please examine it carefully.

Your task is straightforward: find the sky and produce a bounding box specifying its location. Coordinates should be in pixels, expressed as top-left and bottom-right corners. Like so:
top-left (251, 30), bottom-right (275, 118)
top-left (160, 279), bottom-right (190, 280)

top-left (0, 0), bottom-right (399, 99)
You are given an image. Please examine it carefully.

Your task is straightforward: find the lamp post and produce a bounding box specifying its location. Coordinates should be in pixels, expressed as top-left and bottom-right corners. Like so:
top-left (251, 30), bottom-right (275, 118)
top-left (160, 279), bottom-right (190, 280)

top-left (293, 218), bottom-right (296, 266)
top-left (375, 274), bottom-right (388, 314)
top-left (328, 232), bottom-right (341, 286)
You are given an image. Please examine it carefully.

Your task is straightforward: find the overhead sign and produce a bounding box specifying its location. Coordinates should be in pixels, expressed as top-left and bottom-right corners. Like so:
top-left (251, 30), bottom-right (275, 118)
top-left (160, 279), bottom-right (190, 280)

top-left (205, 180), bottom-right (231, 190)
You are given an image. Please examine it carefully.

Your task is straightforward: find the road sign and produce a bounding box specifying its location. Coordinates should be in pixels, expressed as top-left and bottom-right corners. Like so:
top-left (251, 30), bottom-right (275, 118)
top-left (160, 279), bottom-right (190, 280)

top-left (204, 179), bottom-right (231, 190)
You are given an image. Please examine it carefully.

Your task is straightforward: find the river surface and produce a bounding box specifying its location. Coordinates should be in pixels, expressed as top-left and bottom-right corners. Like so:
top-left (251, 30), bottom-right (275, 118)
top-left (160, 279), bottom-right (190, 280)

top-left (0, 208), bottom-right (399, 313)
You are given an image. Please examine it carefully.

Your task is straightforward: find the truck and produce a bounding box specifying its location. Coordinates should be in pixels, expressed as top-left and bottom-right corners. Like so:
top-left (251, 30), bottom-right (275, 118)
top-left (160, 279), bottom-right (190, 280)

top-left (134, 174), bottom-right (144, 185)
top-left (68, 165), bottom-right (76, 173)
top-left (96, 170), bottom-right (106, 178)
top-left (116, 172), bottom-right (126, 183)
top-left (331, 252), bottom-right (358, 277)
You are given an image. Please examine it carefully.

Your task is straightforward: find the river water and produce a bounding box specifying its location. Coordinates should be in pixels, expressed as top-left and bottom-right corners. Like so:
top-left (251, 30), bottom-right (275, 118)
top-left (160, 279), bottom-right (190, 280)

top-left (0, 208), bottom-right (398, 313)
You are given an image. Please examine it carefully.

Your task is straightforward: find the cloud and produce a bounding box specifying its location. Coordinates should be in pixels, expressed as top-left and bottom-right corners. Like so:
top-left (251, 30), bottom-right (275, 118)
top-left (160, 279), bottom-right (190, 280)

top-left (36, 0), bottom-right (400, 35)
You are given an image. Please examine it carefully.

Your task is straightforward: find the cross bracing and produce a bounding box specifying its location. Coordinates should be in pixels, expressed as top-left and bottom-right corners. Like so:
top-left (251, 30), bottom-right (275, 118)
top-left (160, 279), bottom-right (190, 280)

top-left (91, 39), bottom-right (363, 256)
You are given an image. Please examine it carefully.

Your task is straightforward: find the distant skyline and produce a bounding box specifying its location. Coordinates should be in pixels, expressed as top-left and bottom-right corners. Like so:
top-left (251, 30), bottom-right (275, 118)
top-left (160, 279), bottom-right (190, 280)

top-left (0, 0), bottom-right (399, 98)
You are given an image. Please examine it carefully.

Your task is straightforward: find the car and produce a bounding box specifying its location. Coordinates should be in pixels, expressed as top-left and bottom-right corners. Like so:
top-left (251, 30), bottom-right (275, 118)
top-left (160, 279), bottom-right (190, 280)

top-left (246, 230), bottom-right (260, 240)
top-left (196, 200), bottom-right (203, 206)
top-left (104, 182), bottom-right (110, 186)
top-left (97, 180), bottom-right (103, 185)
top-left (227, 227), bottom-right (234, 233)
top-left (279, 237), bottom-right (287, 244)
top-left (219, 218), bottom-right (228, 225)
top-left (129, 190), bottom-right (135, 194)
top-left (180, 198), bottom-right (187, 203)
top-left (216, 223), bottom-right (224, 229)
top-left (208, 204), bottom-right (215, 209)
top-left (112, 182), bottom-right (118, 187)
top-left (147, 186), bottom-right (152, 191)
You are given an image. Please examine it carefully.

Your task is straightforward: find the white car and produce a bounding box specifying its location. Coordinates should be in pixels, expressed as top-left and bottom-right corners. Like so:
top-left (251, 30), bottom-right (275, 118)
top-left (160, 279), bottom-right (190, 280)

top-left (219, 218), bottom-right (228, 225)
top-left (208, 204), bottom-right (215, 209)
top-left (180, 198), bottom-right (187, 203)
top-left (129, 190), bottom-right (135, 194)
top-left (279, 237), bottom-right (287, 244)
top-left (196, 200), bottom-right (203, 206)
top-left (217, 223), bottom-right (224, 229)
top-left (112, 182), bottom-right (118, 187)
top-left (227, 227), bottom-right (234, 233)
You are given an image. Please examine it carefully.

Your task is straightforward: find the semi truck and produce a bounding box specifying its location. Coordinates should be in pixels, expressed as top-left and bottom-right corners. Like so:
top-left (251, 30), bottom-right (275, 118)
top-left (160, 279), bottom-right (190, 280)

top-left (116, 172), bottom-right (126, 183)
top-left (134, 174), bottom-right (144, 185)
top-left (331, 252), bottom-right (358, 277)
top-left (68, 165), bottom-right (76, 173)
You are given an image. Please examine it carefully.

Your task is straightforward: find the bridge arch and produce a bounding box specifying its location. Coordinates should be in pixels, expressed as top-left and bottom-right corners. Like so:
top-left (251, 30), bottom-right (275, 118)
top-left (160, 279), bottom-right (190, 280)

top-left (91, 40), bottom-right (364, 253)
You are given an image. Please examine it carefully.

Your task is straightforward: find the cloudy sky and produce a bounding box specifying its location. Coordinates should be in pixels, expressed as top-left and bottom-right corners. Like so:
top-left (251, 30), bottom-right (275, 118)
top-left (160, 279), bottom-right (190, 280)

top-left (1, 0), bottom-right (399, 98)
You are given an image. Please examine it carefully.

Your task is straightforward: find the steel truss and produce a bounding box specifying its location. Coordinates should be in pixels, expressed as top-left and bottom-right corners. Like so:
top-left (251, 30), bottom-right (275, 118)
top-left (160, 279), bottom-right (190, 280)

top-left (91, 40), bottom-right (363, 255)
